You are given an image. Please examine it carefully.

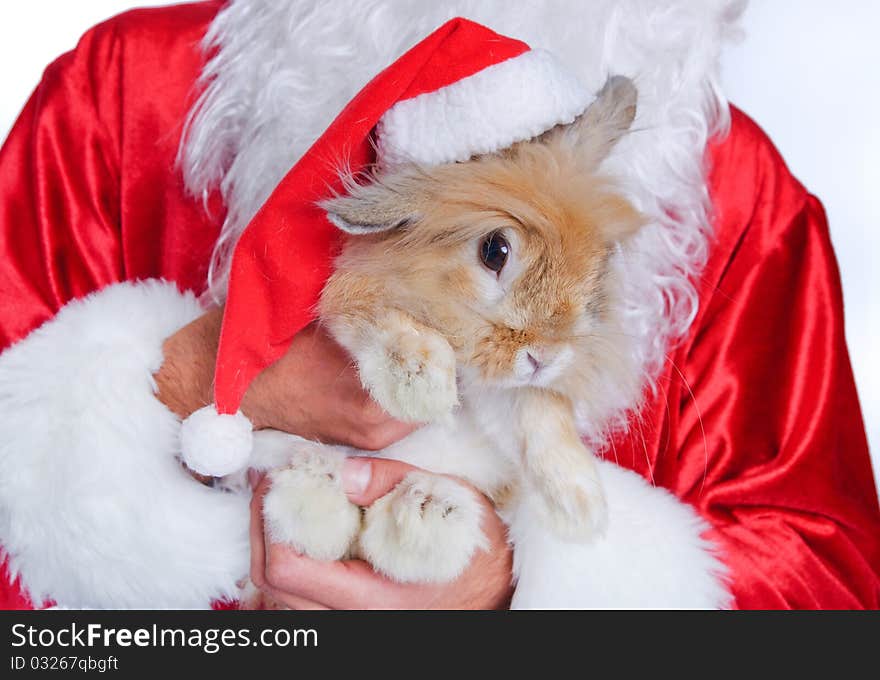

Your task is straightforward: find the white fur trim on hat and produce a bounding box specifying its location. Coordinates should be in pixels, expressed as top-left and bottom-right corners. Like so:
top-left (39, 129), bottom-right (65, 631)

top-left (180, 406), bottom-right (253, 477)
top-left (376, 49), bottom-right (592, 167)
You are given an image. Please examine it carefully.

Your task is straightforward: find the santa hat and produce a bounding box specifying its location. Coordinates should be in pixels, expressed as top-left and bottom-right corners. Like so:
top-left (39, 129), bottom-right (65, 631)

top-left (180, 17), bottom-right (594, 476)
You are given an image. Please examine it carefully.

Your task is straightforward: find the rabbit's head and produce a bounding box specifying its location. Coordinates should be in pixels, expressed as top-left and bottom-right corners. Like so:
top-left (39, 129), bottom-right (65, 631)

top-left (321, 76), bottom-right (643, 395)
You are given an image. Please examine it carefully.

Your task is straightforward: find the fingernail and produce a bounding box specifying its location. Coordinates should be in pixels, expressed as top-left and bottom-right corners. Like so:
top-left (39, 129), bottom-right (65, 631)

top-left (342, 458), bottom-right (371, 496)
top-left (247, 469), bottom-right (261, 489)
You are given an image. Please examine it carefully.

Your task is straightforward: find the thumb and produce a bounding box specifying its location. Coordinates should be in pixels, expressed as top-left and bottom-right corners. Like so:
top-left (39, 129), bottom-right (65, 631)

top-left (341, 457), bottom-right (420, 506)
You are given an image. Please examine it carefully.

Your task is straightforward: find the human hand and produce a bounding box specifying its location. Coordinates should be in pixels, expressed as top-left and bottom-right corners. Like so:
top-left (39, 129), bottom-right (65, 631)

top-left (247, 458), bottom-right (514, 609)
top-left (154, 308), bottom-right (416, 450)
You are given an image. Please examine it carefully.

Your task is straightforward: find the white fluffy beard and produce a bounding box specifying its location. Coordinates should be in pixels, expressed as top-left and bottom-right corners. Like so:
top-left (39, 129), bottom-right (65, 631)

top-left (179, 0), bottom-right (746, 449)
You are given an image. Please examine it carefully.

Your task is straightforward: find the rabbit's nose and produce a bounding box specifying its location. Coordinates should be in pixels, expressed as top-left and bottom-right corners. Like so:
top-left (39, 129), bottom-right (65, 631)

top-left (517, 345), bottom-right (575, 386)
top-left (526, 351), bottom-right (542, 372)
top-left (518, 347), bottom-right (552, 376)
top-left (526, 347), bottom-right (558, 371)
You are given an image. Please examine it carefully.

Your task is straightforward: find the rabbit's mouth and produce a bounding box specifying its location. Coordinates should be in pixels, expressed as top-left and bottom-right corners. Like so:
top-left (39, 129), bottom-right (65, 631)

top-left (511, 344), bottom-right (575, 388)
top-left (466, 343), bottom-right (575, 390)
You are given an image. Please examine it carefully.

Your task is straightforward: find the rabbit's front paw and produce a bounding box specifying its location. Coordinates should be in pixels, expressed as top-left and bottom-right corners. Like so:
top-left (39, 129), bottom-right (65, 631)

top-left (357, 472), bottom-right (486, 583)
top-left (263, 449), bottom-right (361, 561)
top-left (532, 464), bottom-right (608, 541)
top-left (358, 326), bottom-right (458, 423)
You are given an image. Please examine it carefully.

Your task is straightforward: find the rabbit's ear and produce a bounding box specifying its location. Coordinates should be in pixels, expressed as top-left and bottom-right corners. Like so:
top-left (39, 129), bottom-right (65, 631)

top-left (321, 178), bottom-right (420, 235)
top-left (545, 75), bottom-right (637, 167)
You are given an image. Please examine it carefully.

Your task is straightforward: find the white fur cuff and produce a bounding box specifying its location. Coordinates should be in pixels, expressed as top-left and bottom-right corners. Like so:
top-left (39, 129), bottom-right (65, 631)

top-left (0, 281), bottom-right (249, 608)
top-left (509, 460), bottom-right (731, 609)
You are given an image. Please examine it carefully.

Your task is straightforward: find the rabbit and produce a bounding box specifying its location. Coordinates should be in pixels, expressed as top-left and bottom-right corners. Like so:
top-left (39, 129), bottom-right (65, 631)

top-left (250, 75), bottom-right (645, 586)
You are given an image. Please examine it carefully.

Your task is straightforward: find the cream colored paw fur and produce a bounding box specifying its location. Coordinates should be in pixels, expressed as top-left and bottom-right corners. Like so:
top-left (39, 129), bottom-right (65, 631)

top-left (263, 449), bottom-right (361, 561)
top-left (356, 323), bottom-right (458, 424)
top-left (529, 463), bottom-right (608, 541)
top-left (357, 472), bottom-right (487, 583)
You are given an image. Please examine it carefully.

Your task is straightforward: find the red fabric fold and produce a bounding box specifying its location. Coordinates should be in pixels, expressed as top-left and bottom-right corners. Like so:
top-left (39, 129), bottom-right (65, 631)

top-left (608, 111), bottom-right (880, 608)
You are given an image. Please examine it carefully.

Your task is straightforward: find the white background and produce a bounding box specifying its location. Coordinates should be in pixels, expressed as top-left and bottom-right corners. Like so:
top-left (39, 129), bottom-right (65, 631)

top-left (1, 2), bottom-right (877, 480)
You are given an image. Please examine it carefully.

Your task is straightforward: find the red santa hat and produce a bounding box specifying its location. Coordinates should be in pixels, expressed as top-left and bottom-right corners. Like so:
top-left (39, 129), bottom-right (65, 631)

top-left (180, 17), bottom-right (594, 476)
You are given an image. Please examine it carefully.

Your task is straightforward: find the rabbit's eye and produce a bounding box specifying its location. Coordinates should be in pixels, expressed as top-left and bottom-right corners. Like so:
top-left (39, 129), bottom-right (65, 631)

top-left (479, 231), bottom-right (509, 274)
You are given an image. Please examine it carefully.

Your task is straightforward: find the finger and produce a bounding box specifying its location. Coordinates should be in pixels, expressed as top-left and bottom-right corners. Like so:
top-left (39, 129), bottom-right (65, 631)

top-left (247, 469), bottom-right (265, 490)
top-left (346, 415), bottom-right (419, 451)
top-left (256, 584), bottom-right (332, 611)
top-left (263, 541), bottom-right (411, 609)
top-left (378, 419), bottom-right (421, 446)
top-left (275, 595), bottom-right (331, 611)
top-left (248, 479), bottom-right (270, 592)
top-left (340, 457), bottom-right (421, 506)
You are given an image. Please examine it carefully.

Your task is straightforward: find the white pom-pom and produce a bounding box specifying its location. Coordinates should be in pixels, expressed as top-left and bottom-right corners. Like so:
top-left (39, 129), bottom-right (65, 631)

top-left (180, 405), bottom-right (253, 477)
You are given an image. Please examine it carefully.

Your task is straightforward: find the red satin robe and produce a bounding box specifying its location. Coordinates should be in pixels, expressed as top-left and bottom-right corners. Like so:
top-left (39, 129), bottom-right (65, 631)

top-left (0, 2), bottom-right (877, 609)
